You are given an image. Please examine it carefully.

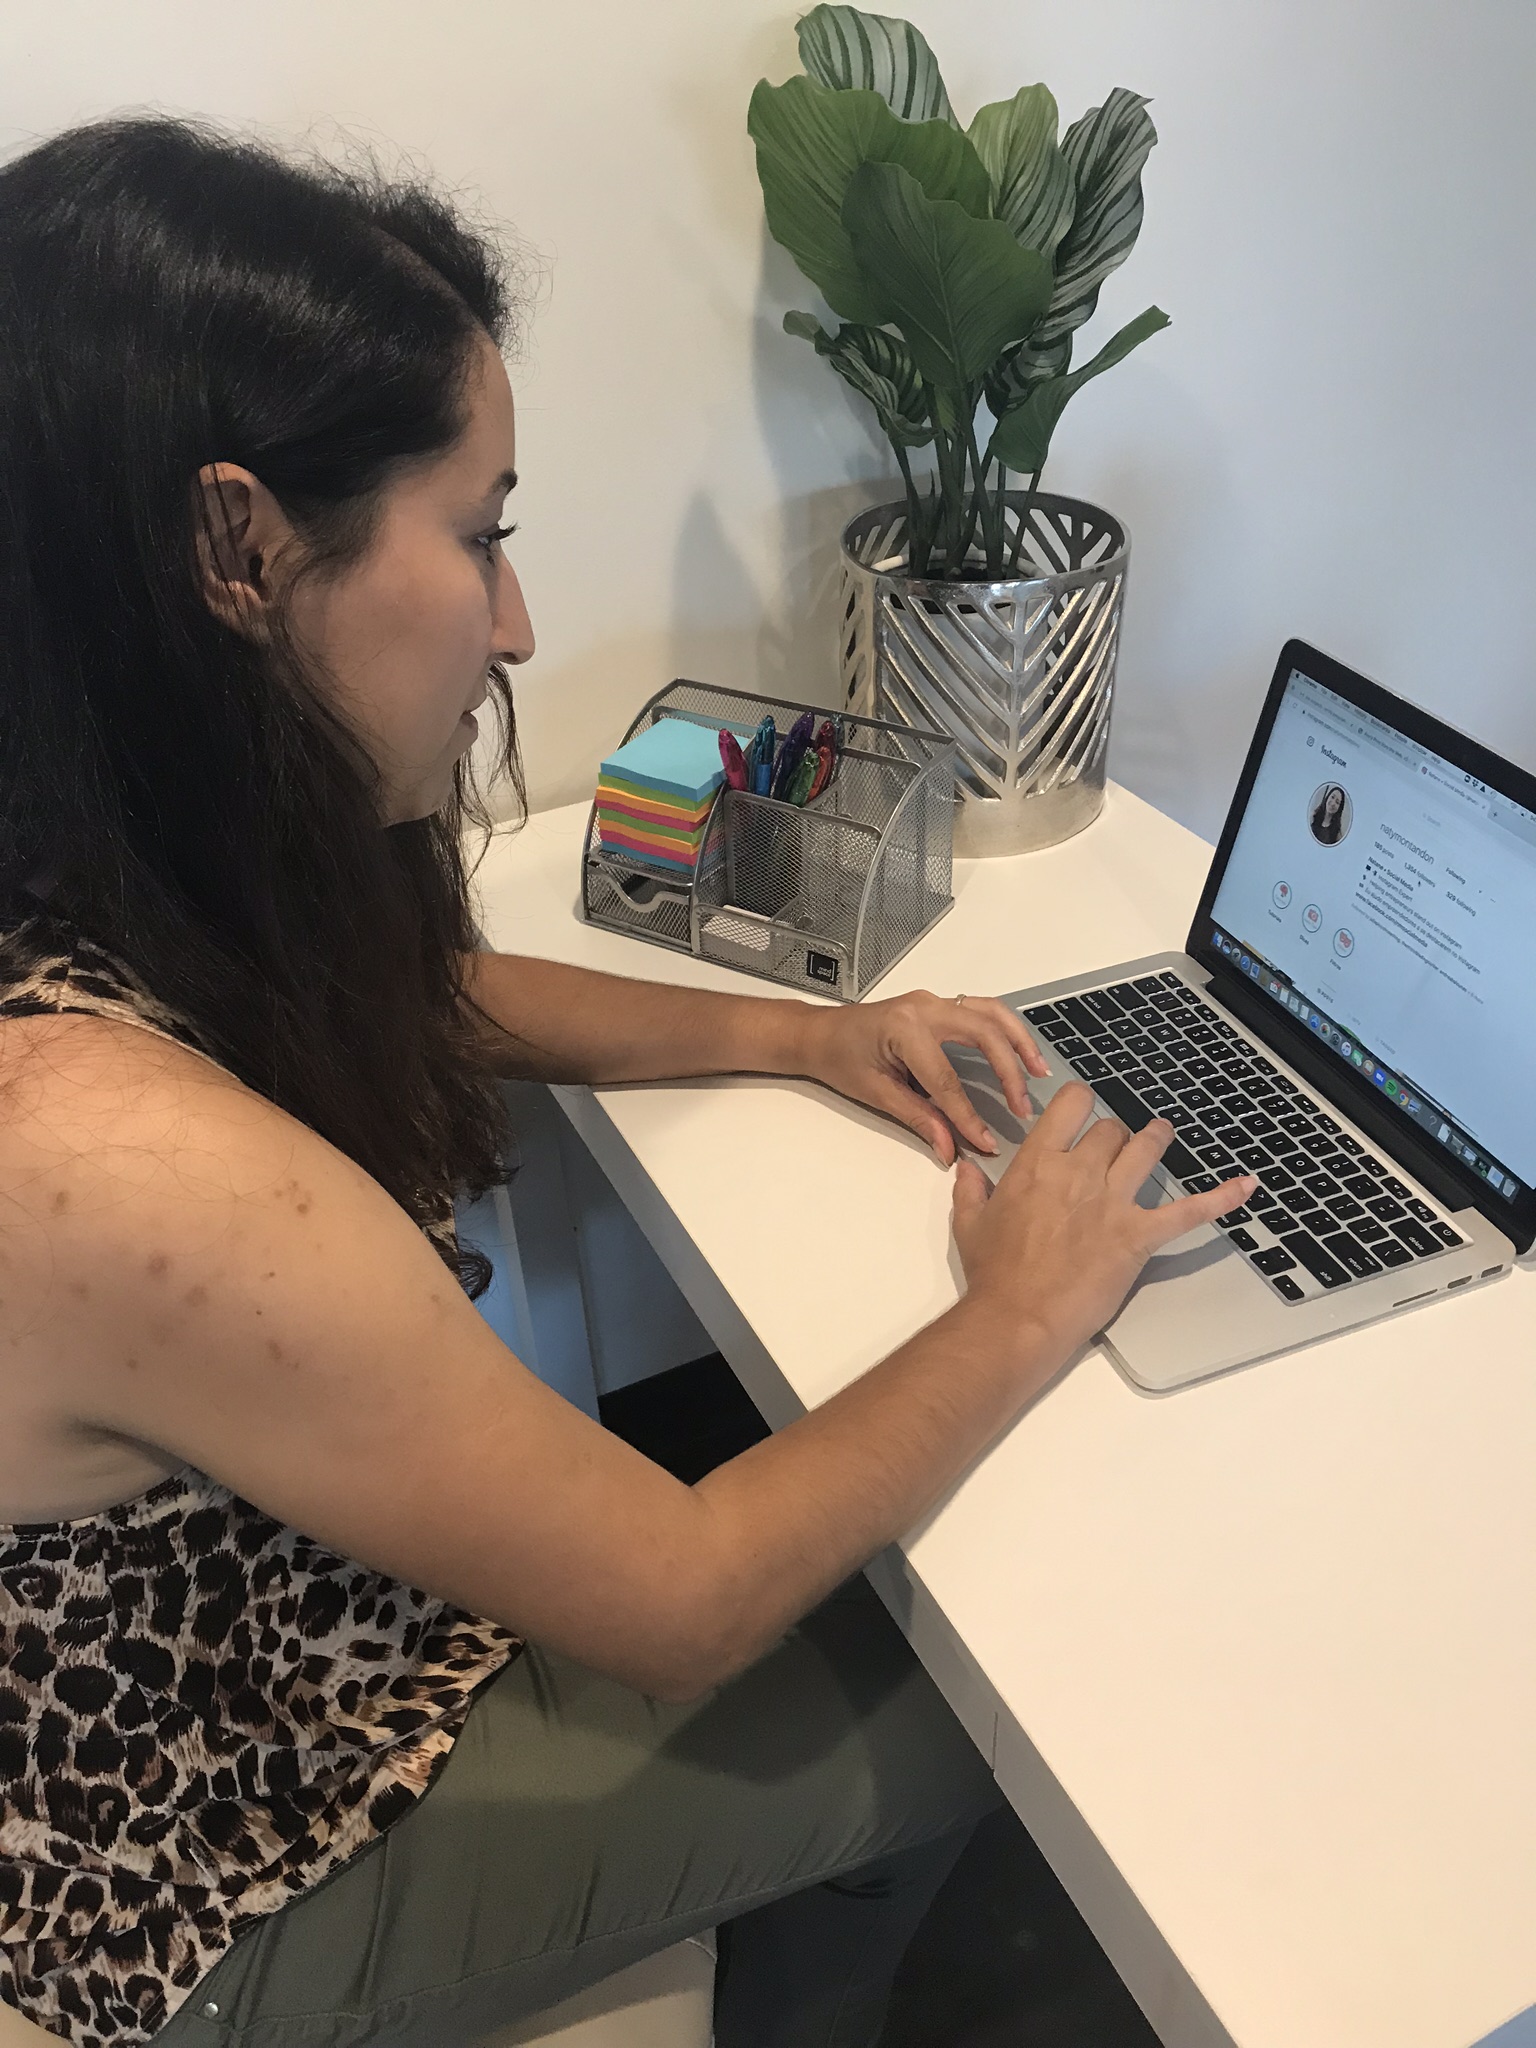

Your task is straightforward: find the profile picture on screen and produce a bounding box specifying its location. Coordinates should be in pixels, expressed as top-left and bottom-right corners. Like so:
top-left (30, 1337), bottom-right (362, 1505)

top-left (1309, 782), bottom-right (1352, 845)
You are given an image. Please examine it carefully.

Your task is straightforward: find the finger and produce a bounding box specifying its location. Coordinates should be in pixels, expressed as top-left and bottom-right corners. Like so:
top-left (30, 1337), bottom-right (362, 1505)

top-left (898, 1041), bottom-right (1000, 1157)
top-left (1070, 1112), bottom-right (1130, 1169)
top-left (866, 1074), bottom-right (962, 1165)
top-left (943, 996), bottom-right (1050, 1090)
top-left (951, 1156), bottom-right (992, 1229)
top-left (1143, 1172), bottom-right (1258, 1250)
top-left (1105, 1117), bottom-right (1180, 1196)
top-left (1024, 1078), bottom-right (1099, 1153)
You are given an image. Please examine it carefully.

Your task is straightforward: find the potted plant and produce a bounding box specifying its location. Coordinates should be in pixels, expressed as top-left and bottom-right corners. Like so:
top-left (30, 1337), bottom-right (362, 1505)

top-left (748, 4), bottom-right (1166, 854)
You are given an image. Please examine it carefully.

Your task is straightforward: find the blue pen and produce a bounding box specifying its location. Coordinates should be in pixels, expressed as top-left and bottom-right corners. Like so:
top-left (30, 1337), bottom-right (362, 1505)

top-left (748, 715), bottom-right (776, 796)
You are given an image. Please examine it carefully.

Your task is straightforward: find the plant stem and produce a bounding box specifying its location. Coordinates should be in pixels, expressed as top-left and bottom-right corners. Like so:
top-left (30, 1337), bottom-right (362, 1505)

top-left (893, 441), bottom-right (924, 574)
top-left (1009, 467), bottom-right (1043, 576)
top-left (993, 461), bottom-right (1008, 580)
top-left (961, 406), bottom-right (1000, 577)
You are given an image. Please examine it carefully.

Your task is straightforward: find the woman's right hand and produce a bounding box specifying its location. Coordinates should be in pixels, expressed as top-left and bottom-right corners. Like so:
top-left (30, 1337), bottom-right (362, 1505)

top-left (951, 1080), bottom-right (1256, 1363)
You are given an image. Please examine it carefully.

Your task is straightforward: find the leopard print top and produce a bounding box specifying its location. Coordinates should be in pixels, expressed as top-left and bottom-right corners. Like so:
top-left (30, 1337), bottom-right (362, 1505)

top-left (0, 915), bottom-right (520, 2043)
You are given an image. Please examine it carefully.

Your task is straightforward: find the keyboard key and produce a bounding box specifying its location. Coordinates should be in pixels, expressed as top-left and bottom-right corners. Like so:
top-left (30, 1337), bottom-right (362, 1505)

top-left (1196, 1145), bottom-right (1237, 1172)
top-left (1394, 1219), bottom-right (1440, 1257)
top-left (1367, 1195), bottom-right (1406, 1222)
top-left (1226, 1227), bottom-right (1258, 1252)
top-left (1335, 1134), bottom-right (1364, 1156)
top-left (1147, 1021), bottom-right (1185, 1046)
top-left (1314, 1114), bottom-right (1342, 1135)
top-left (1273, 1273), bottom-right (1306, 1301)
top-left (1251, 1245), bottom-right (1298, 1275)
top-left (1083, 987), bottom-right (1124, 1021)
top-left (1405, 1197), bottom-right (1436, 1223)
top-left (1091, 1074), bottom-right (1151, 1133)
top-left (1353, 1218), bottom-right (1389, 1243)
top-left (1321, 1231), bottom-right (1382, 1279)
top-left (1315, 1152), bottom-right (1354, 1177)
top-left (1300, 1172), bottom-right (1342, 1200)
top-left (1329, 1196), bottom-right (1365, 1223)
top-left (1281, 1230), bottom-right (1349, 1289)
top-left (1158, 971), bottom-right (1183, 987)
top-left (1142, 1085), bottom-right (1178, 1111)
top-left (1056, 1036), bottom-right (1092, 1060)
top-left (1121, 1032), bottom-right (1157, 1058)
top-left (1377, 1239), bottom-right (1413, 1268)
top-left (1261, 1164), bottom-right (1297, 1190)
top-left (1298, 1130), bottom-right (1337, 1158)
top-left (1247, 1186), bottom-right (1280, 1212)
top-left (1240, 1114), bottom-right (1279, 1138)
top-left (1073, 1054), bottom-right (1111, 1081)
top-left (1221, 1205), bottom-right (1253, 1224)
top-left (1124, 978), bottom-right (1158, 999)
top-left (1160, 1136), bottom-right (1204, 1181)
top-left (1430, 1220), bottom-right (1463, 1248)
top-left (1175, 1086), bottom-right (1217, 1111)
top-left (1185, 1173), bottom-right (1218, 1193)
top-left (1055, 997), bottom-right (1101, 1038)
top-left (1267, 1132), bottom-right (1304, 1157)
top-left (1143, 1051), bottom-right (1180, 1074)
top-left (1235, 1145), bottom-right (1274, 1173)
top-left (1383, 1176), bottom-right (1411, 1200)
top-left (1341, 1173), bottom-right (1378, 1200)
top-left (1184, 1023), bottom-right (1220, 1047)
top-left (1358, 1155), bottom-right (1388, 1177)
top-left (1278, 1113), bottom-right (1316, 1138)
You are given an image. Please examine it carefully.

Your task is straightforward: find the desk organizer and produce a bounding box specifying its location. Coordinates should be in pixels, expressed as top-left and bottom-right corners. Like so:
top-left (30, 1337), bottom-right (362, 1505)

top-left (580, 680), bottom-right (955, 1000)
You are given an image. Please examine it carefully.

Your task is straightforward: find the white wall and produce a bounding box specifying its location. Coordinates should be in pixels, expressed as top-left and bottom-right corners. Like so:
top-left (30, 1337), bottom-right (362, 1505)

top-left (5, 0), bottom-right (1535, 843)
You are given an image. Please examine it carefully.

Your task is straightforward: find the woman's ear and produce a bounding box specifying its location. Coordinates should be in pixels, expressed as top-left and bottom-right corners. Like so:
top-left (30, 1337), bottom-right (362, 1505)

top-left (193, 462), bottom-right (293, 638)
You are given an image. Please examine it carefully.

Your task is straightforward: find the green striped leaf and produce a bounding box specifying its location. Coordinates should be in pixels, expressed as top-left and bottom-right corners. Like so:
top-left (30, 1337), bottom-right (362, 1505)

top-left (967, 85), bottom-right (1074, 257)
top-left (840, 159), bottom-right (1053, 389)
top-left (796, 4), bottom-right (955, 124)
top-left (784, 311), bottom-right (934, 447)
top-left (750, 76), bottom-right (991, 324)
top-left (987, 304), bottom-right (1169, 474)
top-left (1030, 87), bottom-right (1158, 355)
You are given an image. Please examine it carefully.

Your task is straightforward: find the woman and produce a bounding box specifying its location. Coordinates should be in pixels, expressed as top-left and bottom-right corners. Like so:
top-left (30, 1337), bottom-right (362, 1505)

top-left (0, 119), bottom-right (1251, 2046)
top-left (1310, 783), bottom-right (1349, 844)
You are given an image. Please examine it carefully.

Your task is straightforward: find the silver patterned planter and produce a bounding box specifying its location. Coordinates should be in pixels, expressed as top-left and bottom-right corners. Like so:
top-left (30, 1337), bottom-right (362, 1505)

top-left (838, 492), bottom-right (1129, 858)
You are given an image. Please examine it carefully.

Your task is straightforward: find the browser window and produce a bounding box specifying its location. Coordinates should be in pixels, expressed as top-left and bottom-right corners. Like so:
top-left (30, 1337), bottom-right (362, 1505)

top-left (1208, 669), bottom-right (1535, 1195)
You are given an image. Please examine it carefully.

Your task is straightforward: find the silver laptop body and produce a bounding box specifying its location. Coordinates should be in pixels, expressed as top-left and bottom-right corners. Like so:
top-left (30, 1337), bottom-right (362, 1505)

top-left (953, 641), bottom-right (1533, 1393)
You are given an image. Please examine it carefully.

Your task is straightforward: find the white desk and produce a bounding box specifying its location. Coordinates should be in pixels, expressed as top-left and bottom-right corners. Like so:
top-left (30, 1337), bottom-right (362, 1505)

top-left (475, 789), bottom-right (1536, 2048)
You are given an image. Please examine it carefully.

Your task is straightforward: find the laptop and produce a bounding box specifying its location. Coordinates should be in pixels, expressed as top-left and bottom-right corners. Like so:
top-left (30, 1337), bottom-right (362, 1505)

top-left (953, 639), bottom-right (1535, 1392)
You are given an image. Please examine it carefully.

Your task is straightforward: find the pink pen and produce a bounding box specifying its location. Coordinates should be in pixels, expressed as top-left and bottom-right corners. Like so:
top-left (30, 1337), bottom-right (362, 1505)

top-left (719, 728), bottom-right (748, 790)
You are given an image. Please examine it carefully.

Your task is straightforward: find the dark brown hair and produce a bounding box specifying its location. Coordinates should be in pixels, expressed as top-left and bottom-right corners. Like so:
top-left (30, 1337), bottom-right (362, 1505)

top-left (0, 116), bottom-right (528, 1291)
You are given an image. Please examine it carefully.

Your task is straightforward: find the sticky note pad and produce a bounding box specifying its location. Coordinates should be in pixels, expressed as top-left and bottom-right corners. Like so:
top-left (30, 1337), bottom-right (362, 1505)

top-left (599, 719), bottom-right (732, 806)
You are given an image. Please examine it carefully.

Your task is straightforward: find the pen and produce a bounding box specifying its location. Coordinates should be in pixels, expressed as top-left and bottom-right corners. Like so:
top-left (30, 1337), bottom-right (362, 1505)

top-left (718, 728), bottom-right (748, 791)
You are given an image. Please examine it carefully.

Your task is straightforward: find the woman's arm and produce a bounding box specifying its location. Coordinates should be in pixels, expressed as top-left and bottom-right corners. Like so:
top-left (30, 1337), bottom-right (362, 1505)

top-left (462, 951), bottom-right (1050, 1165)
top-left (461, 950), bottom-right (811, 1085)
top-left (12, 1016), bottom-right (1248, 1704)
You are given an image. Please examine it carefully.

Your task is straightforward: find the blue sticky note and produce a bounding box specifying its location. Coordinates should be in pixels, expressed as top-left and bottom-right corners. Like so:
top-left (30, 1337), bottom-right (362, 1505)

top-left (600, 719), bottom-right (737, 805)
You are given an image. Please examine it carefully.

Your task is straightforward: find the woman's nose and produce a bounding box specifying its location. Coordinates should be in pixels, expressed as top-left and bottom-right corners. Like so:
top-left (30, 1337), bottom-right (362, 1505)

top-left (494, 556), bottom-right (535, 666)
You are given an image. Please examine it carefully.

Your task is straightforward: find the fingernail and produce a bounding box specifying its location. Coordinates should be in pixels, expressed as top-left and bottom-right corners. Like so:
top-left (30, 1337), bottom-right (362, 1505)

top-left (981, 1133), bottom-right (998, 1154)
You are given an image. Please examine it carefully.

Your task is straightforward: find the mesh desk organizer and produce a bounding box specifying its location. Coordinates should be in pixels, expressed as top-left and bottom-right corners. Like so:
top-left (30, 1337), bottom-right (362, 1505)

top-left (580, 681), bottom-right (956, 1000)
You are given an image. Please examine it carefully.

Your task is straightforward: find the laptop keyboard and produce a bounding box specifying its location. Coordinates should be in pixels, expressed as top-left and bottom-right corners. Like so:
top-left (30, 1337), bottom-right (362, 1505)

top-left (1022, 971), bottom-right (1466, 1303)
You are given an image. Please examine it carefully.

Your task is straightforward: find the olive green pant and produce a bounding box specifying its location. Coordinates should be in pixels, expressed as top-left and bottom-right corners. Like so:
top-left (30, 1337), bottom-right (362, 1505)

top-left (156, 1576), bottom-right (1001, 2047)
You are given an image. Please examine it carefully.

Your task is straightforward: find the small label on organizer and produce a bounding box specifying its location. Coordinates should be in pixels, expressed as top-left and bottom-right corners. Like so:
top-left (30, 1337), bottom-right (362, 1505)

top-left (806, 949), bottom-right (839, 985)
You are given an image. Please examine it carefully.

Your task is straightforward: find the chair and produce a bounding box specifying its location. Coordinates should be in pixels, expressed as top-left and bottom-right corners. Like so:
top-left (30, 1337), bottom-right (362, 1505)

top-left (0, 1933), bottom-right (715, 2046)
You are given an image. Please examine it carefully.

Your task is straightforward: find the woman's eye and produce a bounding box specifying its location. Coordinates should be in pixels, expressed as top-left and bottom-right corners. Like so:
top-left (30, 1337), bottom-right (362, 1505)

top-left (475, 522), bottom-right (518, 558)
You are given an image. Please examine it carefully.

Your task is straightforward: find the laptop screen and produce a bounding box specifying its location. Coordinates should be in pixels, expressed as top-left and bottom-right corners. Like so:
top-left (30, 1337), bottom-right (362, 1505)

top-left (1205, 665), bottom-right (1536, 1204)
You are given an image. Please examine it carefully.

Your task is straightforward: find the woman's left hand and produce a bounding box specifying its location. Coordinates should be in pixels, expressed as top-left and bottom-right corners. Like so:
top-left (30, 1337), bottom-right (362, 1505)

top-left (793, 990), bottom-right (1049, 1165)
